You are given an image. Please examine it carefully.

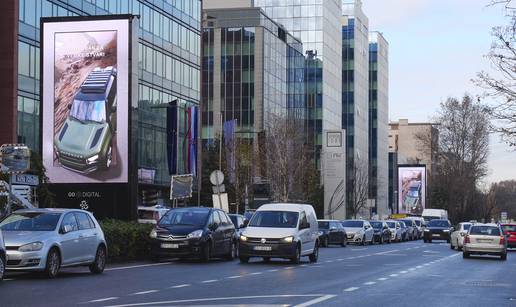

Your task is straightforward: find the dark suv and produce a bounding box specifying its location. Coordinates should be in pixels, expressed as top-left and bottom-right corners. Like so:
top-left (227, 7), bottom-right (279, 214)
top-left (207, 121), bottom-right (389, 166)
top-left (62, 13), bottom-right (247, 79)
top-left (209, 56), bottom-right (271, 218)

top-left (54, 66), bottom-right (117, 173)
top-left (150, 207), bottom-right (236, 262)
top-left (424, 219), bottom-right (452, 243)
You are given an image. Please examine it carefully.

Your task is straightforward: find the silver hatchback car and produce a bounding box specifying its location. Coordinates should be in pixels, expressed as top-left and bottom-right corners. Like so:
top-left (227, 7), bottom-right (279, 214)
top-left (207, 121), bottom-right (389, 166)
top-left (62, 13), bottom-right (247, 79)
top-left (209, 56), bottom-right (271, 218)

top-left (0, 209), bottom-right (107, 278)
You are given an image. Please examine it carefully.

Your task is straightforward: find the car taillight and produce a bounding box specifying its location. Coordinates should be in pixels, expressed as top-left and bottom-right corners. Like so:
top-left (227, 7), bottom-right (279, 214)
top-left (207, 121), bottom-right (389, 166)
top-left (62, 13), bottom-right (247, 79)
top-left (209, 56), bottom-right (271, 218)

top-left (153, 212), bottom-right (160, 222)
top-left (464, 235), bottom-right (470, 244)
top-left (500, 236), bottom-right (505, 245)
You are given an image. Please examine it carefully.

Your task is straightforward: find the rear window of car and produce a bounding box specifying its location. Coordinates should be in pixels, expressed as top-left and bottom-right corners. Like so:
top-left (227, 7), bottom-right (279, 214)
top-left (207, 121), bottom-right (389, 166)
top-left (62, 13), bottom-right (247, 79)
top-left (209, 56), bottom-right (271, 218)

top-left (469, 226), bottom-right (501, 236)
top-left (138, 209), bottom-right (154, 220)
top-left (318, 221), bottom-right (330, 229)
top-left (414, 220), bottom-right (421, 226)
top-left (387, 222), bottom-right (396, 228)
top-left (370, 222), bottom-right (383, 229)
top-left (427, 220), bottom-right (450, 227)
top-left (502, 225), bottom-right (516, 233)
top-left (342, 220), bottom-right (363, 227)
top-left (463, 224), bottom-right (472, 231)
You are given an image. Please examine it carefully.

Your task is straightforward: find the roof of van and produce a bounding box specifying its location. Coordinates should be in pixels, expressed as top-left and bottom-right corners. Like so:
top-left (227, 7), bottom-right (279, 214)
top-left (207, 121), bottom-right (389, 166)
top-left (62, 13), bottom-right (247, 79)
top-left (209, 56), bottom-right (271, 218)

top-left (257, 203), bottom-right (314, 212)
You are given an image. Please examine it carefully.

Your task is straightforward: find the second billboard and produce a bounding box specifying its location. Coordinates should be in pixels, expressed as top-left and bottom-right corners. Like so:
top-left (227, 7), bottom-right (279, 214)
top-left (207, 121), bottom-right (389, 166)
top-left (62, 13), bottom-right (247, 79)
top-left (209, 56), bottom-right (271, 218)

top-left (398, 165), bottom-right (426, 215)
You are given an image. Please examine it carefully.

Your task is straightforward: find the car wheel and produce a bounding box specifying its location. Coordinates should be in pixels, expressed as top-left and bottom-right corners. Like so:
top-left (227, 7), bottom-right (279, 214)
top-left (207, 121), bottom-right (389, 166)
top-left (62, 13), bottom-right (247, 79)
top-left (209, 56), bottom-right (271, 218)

top-left (501, 253), bottom-right (507, 261)
top-left (263, 257), bottom-right (271, 263)
top-left (0, 255), bottom-right (5, 281)
top-left (44, 248), bottom-right (61, 279)
top-left (361, 236), bottom-right (366, 246)
top-left (89, 245), bottom-right (107, 274)
top-left (239, 256), bottom-right (249, 263)
top-left (309, 244), bottom-right (319, 263)
top-left (105, 146), bottom-right (113, 169)
top-left (225, 242), bottom-right (236, 261)
top-left (341, 238), bottom-right (346, 247)
top-left (380, 236), bottom-right (384, 245)
top-left (322, 236), bottom-right (329, 248)
top-left (457, 240), bottom-right (462, 251)
top-left (463, 252), bottom-right (469, 259)
top-left (450, 242), bottom-right (455, 250)
top-left (291, 245), bottom-right (301, 264)
top-left (201, 243), bottom-right (211, 263)
top-left (428, 239), bottom-right (432, 243)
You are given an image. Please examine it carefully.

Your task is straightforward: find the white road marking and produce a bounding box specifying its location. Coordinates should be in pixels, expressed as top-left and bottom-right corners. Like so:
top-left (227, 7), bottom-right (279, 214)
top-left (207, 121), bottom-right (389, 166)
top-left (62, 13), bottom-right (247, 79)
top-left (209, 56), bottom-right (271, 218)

top-left (104, 294), bottom-right (329, 307)
top-left (409, 268), bottom-right (416, 271)
top-left (294, 295), bottom-right (337, 307)
top-left (201, 279), bottom-right (218, 283)
top-left (301, 264), bottom-right (308, 267)
top-left (400, 271), bottom-right (408, 274)
top-left (344, 264), bottom-right (362, 267)
top-left (105, 262), bottom-right (173, 271)
top-left (3, 279), bottom-right (14, 281)
top-left (377, 277), bottom-right (388, 281)
top-left (416, 266), bottom-right (423, 269)
top-left (284, 267), bottom-right (294, 270)
top-left (363, 281), bottom-right (376, 285)
top-left (390, 274), bottom-right (399, 277)
top-left (267, 269), bottom-right (279, 272)
top-left (344, 287), bottom-right (360, 292)
top-left (249, 272), bottom-right (262, 275)
top-left (351, 248), bottom-right (367, 251)
top-left (170, 284), bottom-right (191, 288)
top-left (375, 249), bottom-right (400, 255)
top-left (337, 258), bottom-right (345, 261)
top-left (325, 260), bottom-right (333, 263)
top-left (227, 275), bottom-right (242, 279)
top-left (88, 297), bottom-right (119, 303)
top-left (130, 290), bottom-right (158, 296)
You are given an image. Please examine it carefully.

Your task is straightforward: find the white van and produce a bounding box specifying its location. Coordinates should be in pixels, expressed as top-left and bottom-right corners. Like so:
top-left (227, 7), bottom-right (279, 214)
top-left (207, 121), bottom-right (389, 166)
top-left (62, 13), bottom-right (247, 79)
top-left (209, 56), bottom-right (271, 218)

top-left (422, 209), bottom-right (448, 222)
top-left (238, 203), bottom-right (319, 264)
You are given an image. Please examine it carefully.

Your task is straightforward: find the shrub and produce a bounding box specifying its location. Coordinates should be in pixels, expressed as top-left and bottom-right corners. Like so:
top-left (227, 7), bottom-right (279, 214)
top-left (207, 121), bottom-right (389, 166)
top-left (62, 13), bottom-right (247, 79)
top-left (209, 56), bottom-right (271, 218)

top-left (99, 219), bottom-right (154, 263)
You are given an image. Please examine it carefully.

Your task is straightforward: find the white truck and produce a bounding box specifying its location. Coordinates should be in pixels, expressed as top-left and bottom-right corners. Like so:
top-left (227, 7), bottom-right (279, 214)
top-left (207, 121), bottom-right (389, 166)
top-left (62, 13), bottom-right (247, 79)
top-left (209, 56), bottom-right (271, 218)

top-left (422, 209), bottom-right (448, 222)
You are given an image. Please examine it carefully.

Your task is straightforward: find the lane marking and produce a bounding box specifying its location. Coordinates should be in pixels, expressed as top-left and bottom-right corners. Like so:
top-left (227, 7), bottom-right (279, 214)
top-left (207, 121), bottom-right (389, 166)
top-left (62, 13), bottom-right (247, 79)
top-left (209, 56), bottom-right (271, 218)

top-left (325, 260), bottom-right (333, 263)
top-left (377, 277), bottom-right (388, 281)
top-left (227, 275), bottom-right (242, 279)
top-left (88, 297), bottom-right (119, 303)
top-left (337, 258), bottom-right (345, 261)
top-left (400, 271), bottom-right (408, 274)
top-left (268, 269), bottom-right (279, 272)
top-left (416, 266), bottom-right (423, 269)
top-left (409, 268), bottom-right (416, 271)
top-left (390, 274), bottom-right (399, 277)
top-left (284, 267), bottom-right (294, 270)
top-left (344, 287), bottom-right (360, 292)
top-left (294, 295), bottom-right (337, 307)
top-left (375, 249), bottom-right (400, 255)
top-left (130, 290), bottom-right (158, 296)
top-left (105, 262), bottom-right (173, 271)
top-left (170, 284), bottom-right (191, 289)
top-left (201, 279), bottom-right (218, 283)
top-left (363, 281), bottom-right (376, 285)
top-left (249, 272), bottom-right (262, 276)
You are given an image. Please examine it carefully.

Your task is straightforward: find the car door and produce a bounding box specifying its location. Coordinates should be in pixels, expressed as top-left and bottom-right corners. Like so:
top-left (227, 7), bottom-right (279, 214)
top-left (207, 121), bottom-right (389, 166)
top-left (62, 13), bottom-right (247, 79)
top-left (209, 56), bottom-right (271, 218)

top-left (210, 211), bottom-right (224, 255)
top-left (219, 211), bottom-right (234, 254)
top-left (328, 222), bottom-right (338, 243)
top-left (75, 212), bottom-right (98, 262)
top-left (298, 211), bottom-right (312, 254)
top-left (364, 222), bottom-right (373, 241)
top-left (59, 213), bottom-right (81, 265)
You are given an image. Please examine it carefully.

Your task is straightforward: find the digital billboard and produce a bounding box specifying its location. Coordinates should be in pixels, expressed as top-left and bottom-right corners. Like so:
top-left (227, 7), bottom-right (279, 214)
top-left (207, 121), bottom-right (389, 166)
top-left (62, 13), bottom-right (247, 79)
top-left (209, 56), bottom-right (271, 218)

top-left (398, 165), bottom-right (426, 215)
top-left (42, 18), bottom-right (130, 183)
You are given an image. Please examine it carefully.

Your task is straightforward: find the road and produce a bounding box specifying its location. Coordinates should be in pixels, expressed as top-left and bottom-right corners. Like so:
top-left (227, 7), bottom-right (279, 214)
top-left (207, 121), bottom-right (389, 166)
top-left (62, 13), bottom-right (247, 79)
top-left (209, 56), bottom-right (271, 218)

top-left (1, 241), bottom-right (515, 307)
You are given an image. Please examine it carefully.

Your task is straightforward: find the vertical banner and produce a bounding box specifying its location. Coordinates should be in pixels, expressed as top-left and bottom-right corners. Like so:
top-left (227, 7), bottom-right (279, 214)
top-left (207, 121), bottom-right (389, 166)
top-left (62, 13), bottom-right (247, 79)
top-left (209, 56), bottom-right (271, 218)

top-left (166, 102), bottom-right (178, 175)
top-left (323, 130), bottom-right (346, 220)
top-left (397, 165), bottom-right (426, 215)
top-left (223, 119), bottom-right (237, 184)
top-left (188, 106), bottom-right (198, 177)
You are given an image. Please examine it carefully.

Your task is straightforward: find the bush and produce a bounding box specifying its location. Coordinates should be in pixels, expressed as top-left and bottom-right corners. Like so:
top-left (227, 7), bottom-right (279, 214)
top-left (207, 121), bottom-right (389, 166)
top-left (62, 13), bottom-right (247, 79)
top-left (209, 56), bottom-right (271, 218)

top-left (99, 219), bottom-right (154, 263)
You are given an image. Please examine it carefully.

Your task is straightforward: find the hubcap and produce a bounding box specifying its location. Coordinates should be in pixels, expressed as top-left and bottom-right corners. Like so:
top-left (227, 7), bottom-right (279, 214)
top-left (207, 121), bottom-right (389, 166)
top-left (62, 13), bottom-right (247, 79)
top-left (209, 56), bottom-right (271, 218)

top-left (50, 252), bottom-right (59, 275)
top-left (0, 257), bottom-right (4, 279)
top-left (98, 248), bottom-right (106, 269)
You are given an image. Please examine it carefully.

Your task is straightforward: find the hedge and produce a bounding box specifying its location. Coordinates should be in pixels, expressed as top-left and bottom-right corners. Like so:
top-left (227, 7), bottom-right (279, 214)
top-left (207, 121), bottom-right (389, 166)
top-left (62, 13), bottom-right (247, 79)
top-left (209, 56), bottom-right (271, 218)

top-left (99, 219), bottom-right (154, 263)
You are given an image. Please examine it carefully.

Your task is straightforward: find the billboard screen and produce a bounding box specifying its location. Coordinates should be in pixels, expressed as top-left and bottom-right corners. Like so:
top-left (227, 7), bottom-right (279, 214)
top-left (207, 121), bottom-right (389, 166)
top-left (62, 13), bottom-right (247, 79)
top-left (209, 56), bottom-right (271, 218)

top-left (42, 18), bottom-right (130, 183)
top-left (398, 165), bottom-right (426, 215)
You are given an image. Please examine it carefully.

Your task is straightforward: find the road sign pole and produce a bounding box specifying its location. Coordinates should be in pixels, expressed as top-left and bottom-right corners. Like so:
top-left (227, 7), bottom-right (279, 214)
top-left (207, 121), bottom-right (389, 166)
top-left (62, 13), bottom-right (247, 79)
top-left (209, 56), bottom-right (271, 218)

top-left (7, 174), bottom-right (12, 216)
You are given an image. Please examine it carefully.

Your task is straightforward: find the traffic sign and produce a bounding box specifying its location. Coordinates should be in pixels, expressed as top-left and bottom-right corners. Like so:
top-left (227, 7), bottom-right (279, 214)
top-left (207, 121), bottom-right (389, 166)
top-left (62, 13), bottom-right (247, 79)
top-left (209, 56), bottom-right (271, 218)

top-left (12, 174), bottom-right (39, 186)
top-left (210, 170), bottom-right (224, 186)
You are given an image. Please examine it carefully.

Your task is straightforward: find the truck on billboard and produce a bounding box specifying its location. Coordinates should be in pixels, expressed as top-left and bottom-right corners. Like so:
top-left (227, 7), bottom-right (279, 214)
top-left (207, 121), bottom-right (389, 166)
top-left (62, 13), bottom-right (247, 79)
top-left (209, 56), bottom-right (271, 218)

top-left (398, 165), bottom-right (426, 215)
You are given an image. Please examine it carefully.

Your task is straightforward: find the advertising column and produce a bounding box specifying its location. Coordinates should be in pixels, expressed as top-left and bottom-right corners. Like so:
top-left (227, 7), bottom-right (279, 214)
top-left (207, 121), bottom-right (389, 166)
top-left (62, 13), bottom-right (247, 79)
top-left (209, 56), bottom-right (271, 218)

top-left (41, 16), bottom-right (138, 219)
top-left (323, 130), bottom-right (346, 220)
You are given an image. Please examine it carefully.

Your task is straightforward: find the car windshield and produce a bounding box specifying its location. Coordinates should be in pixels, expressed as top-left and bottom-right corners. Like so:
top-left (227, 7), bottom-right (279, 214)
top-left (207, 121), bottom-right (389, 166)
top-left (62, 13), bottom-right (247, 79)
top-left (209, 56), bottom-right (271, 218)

top-left (400, 222), bottom-right (406, 228)
top-left (414, 220), bottom-right (421, 226)
top-left (159, 209), bottom-right (209, 227)
top-left (502, 225), bottom-right (516, 233)
top-left (229, 215), bottom-right (238, 227)
top-left (318, 221), bottom-right (330, 229)
top-left (469, 226), bottom-right (501, 236)
top-left (249, 211), bottom-right (299, 228)
top-left (427, 220), bottom-right (450, 227)
top-left (0, 212), bottom-right (61, 231)
top-left (370, 222), bottom-right (383, 229)
top-left (463, 224), bottom-right (472, 231)
top-left (70, 99), bottom-right (106, 123)
top-left (387, 222), bottom-right (396, 228)
top-left (342, 220), bottom-right (363, 228)
top-left (401, 220), bottom-right (412, 226)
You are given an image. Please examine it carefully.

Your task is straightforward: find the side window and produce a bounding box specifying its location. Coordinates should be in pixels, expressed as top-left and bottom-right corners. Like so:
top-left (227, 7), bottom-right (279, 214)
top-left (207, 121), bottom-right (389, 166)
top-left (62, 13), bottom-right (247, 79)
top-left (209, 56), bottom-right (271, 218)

top-left (212, 211), bottom-right (222, 225)
top-left (219, 211), bottom-right (230, 225)
top-left (61, 213), bottom-right (78, 232)
top-left (299, 212), bottom-right (307, 227)
top-left (238, 216), bottom-right (244, 227)
top-left (75, 212), bottom-right (92, 230)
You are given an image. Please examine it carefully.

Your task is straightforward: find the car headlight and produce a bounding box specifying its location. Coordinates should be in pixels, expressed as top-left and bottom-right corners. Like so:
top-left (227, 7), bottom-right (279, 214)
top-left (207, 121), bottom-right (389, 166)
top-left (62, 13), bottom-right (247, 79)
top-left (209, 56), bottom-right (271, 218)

top-left (424, 229), bottom-right (430, 232)
top-left (87, 154), bottom-right (99, 165)
top-left (19, 242), bottom-right (44, 252)
top-left (150, 229), bottom-right (158, 239)
top-left (318, 231), bottom-right (324, 236)
top-left (187, 229), bottom-right (203, 239)
top-left (282, 236), bottom-right (294, 243)
top-left (240, 235), bottom-right (248, 242)
top-left (443, 229), bottom-right (450, 232)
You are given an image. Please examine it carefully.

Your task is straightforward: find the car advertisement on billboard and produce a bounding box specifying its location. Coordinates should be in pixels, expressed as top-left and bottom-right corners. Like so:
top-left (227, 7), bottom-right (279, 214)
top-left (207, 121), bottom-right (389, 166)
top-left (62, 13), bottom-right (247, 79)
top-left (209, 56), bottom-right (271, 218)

top-left (398, 165), bottom-right (426, 215)
top-left (42, 18), bottom-right (130, 183)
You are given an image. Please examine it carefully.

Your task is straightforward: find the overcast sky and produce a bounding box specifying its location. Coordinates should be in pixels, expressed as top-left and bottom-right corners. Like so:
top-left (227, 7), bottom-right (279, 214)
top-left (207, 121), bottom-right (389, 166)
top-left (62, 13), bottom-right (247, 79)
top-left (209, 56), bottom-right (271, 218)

top-left (361, 0), bottom-right (515, 184)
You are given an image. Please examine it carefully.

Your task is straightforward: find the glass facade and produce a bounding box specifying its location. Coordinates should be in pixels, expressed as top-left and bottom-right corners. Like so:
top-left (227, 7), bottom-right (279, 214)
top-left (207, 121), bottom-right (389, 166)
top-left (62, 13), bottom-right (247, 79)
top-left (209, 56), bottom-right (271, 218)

top-left (17, 0), bottom-right (201, 186)
top-left (369, 32), bottom-right (389, 216)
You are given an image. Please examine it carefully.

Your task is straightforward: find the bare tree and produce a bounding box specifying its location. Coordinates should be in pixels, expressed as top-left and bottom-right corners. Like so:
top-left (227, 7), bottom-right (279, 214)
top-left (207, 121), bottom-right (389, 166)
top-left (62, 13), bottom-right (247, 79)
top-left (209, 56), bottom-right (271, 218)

top-left (475, 0), bottom-right (516, 146)
top-left (347, 159), bottom-right (370, 219)
top-left (261, 115), bottom-right (311, 202)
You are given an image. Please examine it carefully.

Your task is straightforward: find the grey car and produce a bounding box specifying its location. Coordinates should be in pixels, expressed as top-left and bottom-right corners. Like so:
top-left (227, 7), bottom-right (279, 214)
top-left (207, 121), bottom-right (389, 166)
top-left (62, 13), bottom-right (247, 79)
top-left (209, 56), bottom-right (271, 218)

top-left (0, 209), bottom-right (107, 278)
top-left (0, 229), bottom-right (5, 281)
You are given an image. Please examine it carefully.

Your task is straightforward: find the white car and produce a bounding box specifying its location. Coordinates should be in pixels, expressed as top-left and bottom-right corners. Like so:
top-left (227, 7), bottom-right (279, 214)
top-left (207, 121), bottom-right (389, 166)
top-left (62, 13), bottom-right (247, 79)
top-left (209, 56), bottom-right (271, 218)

top-left (450, 222), bottom-right (472, 251)
top-left (239, 203), bottom-right (319, 264)
top-left (341, 220), bottom-right (374, 245)
top-left (386, 220), bottom-right (403, 242)
top-left (463, 223), bottom-right (507, 260)
top-left (137, 205), bottom-right (170, 224)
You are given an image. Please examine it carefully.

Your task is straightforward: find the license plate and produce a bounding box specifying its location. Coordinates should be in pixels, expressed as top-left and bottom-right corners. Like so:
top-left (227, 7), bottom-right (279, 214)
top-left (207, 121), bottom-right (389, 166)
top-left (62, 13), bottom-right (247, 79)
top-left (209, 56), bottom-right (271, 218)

top-left (432, 234), bottom-right (440, 237)
top-left (161, 243), bottom-right (179, 249)
top-left (254, 246), bottom-right (272, 251)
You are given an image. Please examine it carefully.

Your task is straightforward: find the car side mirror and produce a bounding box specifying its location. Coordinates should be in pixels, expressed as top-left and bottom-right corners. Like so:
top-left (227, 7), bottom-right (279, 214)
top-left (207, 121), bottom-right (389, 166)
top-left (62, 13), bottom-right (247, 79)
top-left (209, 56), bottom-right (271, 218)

top-left (243, 220), bottom-right (249, 227)
top-left (61, 224), bottom-right (72, 234)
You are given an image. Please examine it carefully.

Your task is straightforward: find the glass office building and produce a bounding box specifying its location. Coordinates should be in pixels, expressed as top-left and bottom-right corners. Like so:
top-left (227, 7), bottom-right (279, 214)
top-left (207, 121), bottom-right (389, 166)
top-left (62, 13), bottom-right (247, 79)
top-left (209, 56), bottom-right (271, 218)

top-left (14, 0), bottom-right (201, 190)
top-left (202, 7), bottom-right (304, 141)
top-left (342, 0), bottom-right (370, 217)
top-left (369, 31), bottom-right (389, 217)
top-left (253, 0), bottom-right (342, 164)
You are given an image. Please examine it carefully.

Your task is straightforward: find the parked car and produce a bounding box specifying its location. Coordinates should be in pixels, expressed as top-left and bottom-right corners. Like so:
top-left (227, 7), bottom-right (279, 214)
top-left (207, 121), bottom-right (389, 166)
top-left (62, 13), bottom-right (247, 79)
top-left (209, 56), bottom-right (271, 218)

top-left (0, 209), bottom-right (107, 278)
top-left (54, 66), bottom-right (117, 174)
top-left (239, 203), bottom-right (319, 264)
top-left (318, 220), bottom-right (347, 247)
top-left (150, 207), bottom-right (236, 262)
top-left (229, 214), bottom-right (247, 256)
top-left (0, 229), bottom-right (5, 281)
top-left (400, 219), bottom-right (418, 240)
top-left (406, 217), bottom-right (425, 239)
top-left (398, 221), bottom-right (409, 241)
top-left (341, 220), bottom-right (374, 245)
top-left (243, 210), bottom-right (256, 222)
top-left (423, 219), bottom-right (452, 243)
top-left (370, 221), bottom-right (391, 244)
top-left (463, 223), bottom-right (507, 260)
top-left (137, 205), bottom-right (170, 224)
top-left (450, 222), bottom-right (472, 251)
top-left (501, 224), bottom-right (516, 249)
top-left (386, 220), bottom-right (403, 242)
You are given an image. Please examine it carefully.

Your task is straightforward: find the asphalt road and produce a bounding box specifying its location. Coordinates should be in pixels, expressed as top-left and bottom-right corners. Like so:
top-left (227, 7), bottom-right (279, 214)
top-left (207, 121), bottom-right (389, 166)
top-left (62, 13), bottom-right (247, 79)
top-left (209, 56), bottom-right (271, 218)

top-left (1, 240), bottom-right (515, 307)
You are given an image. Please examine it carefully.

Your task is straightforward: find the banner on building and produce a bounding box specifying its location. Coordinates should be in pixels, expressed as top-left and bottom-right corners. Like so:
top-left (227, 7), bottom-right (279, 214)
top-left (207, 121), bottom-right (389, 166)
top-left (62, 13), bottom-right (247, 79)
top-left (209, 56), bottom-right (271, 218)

top-left (397, 165), bottom-right (426, 215)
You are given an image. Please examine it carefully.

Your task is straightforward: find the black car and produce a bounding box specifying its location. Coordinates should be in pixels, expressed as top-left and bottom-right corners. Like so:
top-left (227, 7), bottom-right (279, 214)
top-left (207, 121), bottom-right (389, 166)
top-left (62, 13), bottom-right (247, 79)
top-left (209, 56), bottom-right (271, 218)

top-left (424, 219), bottom-right (452, 243)
top-left (318, 220), bottom-right (347, 247)
top-left (370, 221), bottom-right (392, 244)
top-left (150, 207), bottom-right (237, 262)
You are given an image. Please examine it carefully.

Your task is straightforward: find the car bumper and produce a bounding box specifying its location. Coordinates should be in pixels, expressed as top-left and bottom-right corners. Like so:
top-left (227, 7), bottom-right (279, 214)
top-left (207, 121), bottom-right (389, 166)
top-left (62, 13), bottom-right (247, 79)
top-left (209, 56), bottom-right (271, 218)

top-left (239, 241), bottom-right (297, 259)
top-left (57, 156), bottom-right (100, 174)
top-left (424, 232), bottom-right (450, 240)
top-left (5, 250), bottom-right (48, 271)
top-left (464, 245), bottom-right (506, 255)
top-left (150, 238), bottom-right (206, 258)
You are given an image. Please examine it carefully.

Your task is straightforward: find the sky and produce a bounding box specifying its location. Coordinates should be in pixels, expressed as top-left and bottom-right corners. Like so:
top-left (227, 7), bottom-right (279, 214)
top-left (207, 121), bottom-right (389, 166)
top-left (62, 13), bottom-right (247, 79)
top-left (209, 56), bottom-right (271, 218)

top-left (361, 0), bottom-right (515, 184)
